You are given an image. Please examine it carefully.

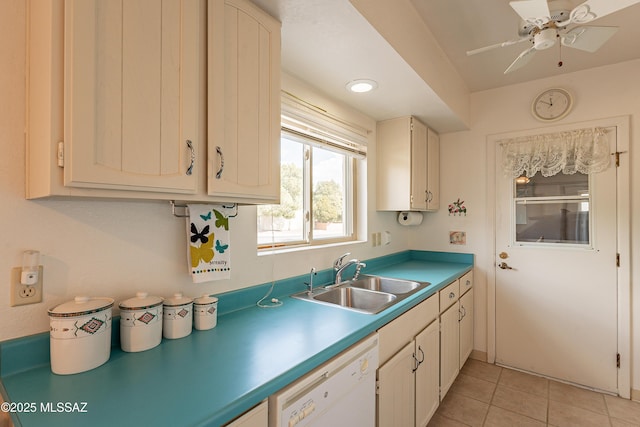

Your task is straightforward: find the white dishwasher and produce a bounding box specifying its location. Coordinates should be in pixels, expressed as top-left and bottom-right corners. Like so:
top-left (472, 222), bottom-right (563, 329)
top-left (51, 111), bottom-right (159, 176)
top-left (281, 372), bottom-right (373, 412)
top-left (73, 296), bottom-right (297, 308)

top-left (269, 333), bottom-right (379, 427)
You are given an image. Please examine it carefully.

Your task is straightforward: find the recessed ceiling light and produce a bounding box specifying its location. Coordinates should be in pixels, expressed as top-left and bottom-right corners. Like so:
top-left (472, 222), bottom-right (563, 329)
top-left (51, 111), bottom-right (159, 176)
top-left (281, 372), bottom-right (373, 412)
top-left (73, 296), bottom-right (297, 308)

top-left (346, 79), bottom-right (378, 93)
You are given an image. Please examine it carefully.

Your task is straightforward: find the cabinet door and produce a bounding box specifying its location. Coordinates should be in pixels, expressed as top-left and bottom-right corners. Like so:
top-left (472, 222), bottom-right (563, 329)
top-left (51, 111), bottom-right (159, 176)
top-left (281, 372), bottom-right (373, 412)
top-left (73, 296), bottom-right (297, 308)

top-left (426, 128), bottom-right (440, 211)
top-left (415, 321), bottom-right (439, 427)
top-left (377, 342), bottom-right (415, 427)
top-left (459, 288), bottom-right (474, 368)
top-left (225, 400), bottom-right (267, 427)
top-left (208, 0), bottom-right (281, 203)
top-left (376, 117), bottom-right (412, 211)
top-left (64, 0), bottom-right (200, 193)
top-left (440, 302), bottom-right (460, 400)
top-left (410, 118), bottom-right (428, 211)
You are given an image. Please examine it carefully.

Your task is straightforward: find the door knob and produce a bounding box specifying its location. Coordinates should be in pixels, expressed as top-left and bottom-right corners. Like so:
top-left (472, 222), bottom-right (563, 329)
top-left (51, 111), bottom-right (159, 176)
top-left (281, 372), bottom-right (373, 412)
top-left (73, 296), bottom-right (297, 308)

top-left (498, 262), bottom-right (513, 270)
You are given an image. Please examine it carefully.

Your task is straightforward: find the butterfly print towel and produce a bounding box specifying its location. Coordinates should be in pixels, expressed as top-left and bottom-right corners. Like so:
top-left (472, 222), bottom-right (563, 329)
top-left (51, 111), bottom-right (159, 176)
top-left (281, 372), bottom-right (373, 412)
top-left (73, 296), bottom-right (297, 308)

top-left (187, 204), bottom-right (232, 283)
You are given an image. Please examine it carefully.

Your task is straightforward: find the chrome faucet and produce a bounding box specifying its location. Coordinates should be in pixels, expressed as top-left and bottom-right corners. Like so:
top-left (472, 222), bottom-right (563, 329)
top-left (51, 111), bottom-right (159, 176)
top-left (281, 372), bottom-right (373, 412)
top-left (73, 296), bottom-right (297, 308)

top-left (333, 253), bottom-right (350, 271)
top-left (305, 267), bottom-right (317, 295)
top-left (334, 259), bottom-right (367, 284)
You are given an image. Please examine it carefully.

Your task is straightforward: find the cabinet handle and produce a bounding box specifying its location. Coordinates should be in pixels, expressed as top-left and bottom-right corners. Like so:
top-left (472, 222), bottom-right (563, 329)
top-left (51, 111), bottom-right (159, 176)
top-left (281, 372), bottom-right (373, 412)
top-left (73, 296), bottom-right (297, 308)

top-left (449, 292), bottom-right (456, 299)
top-left (186, 140), bottom-right (195, 176)
top-left (427, 190), bottom-right (433, 202)
top-left (215, 146), bottom-right (224, 179)
top-left (412, 347), bottom-right (425, 373)
top-left (466, 280), bottom-right (471, 287)
top-left (459, 305), bottom-right (466, 322)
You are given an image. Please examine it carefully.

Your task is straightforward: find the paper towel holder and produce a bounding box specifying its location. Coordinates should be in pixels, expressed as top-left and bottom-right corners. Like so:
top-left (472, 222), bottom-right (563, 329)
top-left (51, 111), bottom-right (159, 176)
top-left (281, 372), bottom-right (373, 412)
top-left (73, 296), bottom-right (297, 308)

top-left (398, 211), bottom-right (423, 226)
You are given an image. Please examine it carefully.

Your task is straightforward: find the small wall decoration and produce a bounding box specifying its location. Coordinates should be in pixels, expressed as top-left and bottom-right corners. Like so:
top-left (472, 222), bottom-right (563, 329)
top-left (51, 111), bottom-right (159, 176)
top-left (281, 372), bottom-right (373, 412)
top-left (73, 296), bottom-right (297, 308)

top-left (448, 198), bottom-right (467, 216)
top-left (449, 231), bottom-right (466, 245)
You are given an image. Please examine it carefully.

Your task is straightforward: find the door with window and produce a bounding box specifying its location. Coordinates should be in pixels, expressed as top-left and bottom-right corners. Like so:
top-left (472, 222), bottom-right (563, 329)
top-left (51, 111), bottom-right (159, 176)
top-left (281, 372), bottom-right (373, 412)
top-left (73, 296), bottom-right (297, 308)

top-left (495, 126), bottom-right (618, 393)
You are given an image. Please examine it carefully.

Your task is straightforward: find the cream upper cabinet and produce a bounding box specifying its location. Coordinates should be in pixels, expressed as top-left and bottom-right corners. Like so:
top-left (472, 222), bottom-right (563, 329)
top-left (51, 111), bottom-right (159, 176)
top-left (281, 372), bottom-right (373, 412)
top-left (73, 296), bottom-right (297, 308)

top-left (208, 0), bottom-right (281, 203)
top-left (26, 0), bottom-right (281, 204)
top-left (376, 116), bottom-right (439, 211)
top-left (68, 0), bottom-right (199, 193)
top-left (426, 128), bottom-right (440, 211)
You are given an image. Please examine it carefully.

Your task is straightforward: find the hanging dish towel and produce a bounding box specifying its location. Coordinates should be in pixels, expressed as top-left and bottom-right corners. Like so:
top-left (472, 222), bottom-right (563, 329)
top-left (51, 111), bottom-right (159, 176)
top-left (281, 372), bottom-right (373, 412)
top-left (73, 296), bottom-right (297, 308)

top-left (187, 204), bottom-right (232, 283)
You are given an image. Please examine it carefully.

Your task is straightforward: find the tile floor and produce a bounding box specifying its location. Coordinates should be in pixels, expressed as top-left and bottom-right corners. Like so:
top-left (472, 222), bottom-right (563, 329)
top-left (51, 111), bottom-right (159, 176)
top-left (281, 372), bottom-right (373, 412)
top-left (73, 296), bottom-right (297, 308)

top-left (428, 359), bottom-right (640, 427)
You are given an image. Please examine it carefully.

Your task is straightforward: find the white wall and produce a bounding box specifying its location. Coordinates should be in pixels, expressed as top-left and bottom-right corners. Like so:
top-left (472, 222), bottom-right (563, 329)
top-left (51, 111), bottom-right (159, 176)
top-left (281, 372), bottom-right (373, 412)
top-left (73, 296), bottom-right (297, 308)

top-left (0, 1), bottom-right (409, 342)
top-left (413, 58), bottom-right (640, 391)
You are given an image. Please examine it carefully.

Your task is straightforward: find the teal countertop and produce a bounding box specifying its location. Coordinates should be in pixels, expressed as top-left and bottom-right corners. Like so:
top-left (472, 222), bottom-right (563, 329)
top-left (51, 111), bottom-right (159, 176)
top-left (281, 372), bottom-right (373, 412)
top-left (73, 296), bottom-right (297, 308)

top-left (0, 251), bottom-right (472, 426)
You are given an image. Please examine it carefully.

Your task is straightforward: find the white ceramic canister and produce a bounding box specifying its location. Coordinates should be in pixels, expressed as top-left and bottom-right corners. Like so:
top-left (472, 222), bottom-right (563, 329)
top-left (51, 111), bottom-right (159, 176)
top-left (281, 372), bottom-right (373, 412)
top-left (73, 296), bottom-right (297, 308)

top-left (48, 296), bottom-right (114, 375)
top-left (193, 295), bottom-right (218, 331)
top-left (119, 292), bottom-right (164, 352)
top-left (162, 293), bottom-right (193, 339)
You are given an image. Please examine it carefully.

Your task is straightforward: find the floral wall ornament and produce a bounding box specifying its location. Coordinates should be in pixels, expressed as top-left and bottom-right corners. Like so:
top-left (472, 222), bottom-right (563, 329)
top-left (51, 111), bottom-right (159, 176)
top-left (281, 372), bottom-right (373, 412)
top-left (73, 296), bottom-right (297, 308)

top-left (448, 198), bottom-right (467, 216)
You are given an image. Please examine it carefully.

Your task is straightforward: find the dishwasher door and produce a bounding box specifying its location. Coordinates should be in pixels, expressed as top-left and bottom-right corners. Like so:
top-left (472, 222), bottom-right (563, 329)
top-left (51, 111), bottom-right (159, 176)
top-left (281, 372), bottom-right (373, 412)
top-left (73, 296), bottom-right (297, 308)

top-left (269, 333), bottom-right (379, 427)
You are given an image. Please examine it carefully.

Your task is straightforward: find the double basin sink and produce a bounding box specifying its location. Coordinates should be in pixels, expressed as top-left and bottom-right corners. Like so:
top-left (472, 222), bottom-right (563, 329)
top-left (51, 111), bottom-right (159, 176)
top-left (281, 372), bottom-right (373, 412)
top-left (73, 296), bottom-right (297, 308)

top-left (292, 274), bottom-right (430, 314)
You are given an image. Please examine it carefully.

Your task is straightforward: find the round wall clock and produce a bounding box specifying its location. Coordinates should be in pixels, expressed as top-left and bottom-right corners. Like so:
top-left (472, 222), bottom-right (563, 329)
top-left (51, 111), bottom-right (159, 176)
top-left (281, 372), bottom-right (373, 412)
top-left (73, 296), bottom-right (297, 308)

top-left (531, 88), bottom-right (573, 122)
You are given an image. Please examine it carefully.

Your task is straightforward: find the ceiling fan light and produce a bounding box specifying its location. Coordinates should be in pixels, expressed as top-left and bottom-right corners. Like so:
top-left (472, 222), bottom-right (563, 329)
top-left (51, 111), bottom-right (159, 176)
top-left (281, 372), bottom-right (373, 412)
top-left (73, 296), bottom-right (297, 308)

top-left (534, 27), bottom-right (557, 50)
top-left (346, 79), bottom-right (378, 93)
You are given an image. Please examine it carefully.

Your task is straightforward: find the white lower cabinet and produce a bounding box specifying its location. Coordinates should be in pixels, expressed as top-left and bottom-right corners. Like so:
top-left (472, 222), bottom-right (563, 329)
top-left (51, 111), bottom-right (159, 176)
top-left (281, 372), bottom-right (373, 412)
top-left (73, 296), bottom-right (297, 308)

top-left (414, 321), bottom-right (440, 426)
top-left (225, 400), bottom-right (267, 427)
top-left (439, 270), bottom-right (474, 400)
top-left (377, 295), bottom-right (439, 427)
top-left (459, 287), bottom-right (474, 369)
top-left (439, 301), bottom-right (460, 399)
top-left (378, 341), bottom-right (416, 427)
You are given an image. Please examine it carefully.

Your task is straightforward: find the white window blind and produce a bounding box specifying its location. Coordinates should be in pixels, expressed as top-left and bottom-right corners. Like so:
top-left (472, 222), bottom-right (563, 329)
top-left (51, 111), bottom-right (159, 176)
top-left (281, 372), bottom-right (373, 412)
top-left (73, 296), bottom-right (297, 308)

top-left (281, 90), bottom-right (368, 159)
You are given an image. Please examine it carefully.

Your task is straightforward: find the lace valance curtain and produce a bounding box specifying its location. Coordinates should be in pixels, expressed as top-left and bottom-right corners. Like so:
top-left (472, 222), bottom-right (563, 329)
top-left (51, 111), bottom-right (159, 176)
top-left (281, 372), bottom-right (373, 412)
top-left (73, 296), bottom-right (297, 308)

top-left (501, 127), bottom-right (610, 178)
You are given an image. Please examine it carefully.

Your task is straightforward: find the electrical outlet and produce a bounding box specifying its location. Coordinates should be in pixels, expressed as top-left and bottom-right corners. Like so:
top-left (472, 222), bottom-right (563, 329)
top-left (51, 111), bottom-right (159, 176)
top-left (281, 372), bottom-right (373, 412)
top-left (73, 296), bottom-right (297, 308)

top-left (10, 266), bottom-right (43, 306)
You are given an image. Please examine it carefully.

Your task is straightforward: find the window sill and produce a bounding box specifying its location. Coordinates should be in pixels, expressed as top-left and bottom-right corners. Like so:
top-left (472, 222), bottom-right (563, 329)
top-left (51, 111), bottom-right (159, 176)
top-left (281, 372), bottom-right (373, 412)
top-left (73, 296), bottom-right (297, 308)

top-left (257, 239), bottom-right (366, 256)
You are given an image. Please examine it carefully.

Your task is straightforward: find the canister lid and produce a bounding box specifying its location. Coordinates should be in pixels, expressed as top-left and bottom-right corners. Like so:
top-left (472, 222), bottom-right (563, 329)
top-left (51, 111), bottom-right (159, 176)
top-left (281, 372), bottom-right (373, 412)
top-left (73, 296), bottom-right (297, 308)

top-left (119, 292), bottom-right (164, 310)
top-left (163, 292), bottom-right (193, 307)
top-left (193, 294), bottom-right (218, 305)
top-left (48, 296), bottom-right (114, 318)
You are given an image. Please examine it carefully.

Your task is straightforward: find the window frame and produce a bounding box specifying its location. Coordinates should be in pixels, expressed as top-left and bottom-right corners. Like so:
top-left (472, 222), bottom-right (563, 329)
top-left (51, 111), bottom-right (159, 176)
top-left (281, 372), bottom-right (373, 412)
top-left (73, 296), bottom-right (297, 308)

top-left (257, 127), bottom-right (359, 251)
top-left (511, 173), bottom-right (593, 249)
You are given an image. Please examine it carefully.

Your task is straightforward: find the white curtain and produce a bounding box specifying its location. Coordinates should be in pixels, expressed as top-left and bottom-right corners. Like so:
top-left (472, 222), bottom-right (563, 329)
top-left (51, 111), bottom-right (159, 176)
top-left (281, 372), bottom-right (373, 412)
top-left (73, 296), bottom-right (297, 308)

top-left (501, 127), bottom-right (610, 178)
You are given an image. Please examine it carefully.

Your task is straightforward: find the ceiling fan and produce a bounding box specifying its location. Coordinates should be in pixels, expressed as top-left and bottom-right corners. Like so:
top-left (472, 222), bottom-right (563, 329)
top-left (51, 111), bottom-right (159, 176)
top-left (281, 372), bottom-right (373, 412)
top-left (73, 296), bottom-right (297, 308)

top-left (467, 0), bottom-right (640, 74)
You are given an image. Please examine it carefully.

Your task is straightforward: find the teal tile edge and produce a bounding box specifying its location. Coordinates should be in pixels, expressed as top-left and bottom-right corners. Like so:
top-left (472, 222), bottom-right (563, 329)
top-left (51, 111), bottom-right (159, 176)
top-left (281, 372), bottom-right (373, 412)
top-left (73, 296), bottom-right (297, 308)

top-left (0, 334), bottom-right (49, 378)
top-left (0, 250), bottom-right (470, 379)
top-left (408, 250), bottom-right (474, 264)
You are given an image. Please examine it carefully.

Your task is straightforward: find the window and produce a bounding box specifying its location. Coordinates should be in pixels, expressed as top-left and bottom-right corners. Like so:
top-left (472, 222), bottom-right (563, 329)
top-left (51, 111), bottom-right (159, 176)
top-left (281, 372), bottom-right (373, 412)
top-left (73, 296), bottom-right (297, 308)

top-left (257, 129), bottom-right (357, 248)
top-left (257, 92), bottom-right (367, 250)
top-left (513, 172), bottom-right (590, 245)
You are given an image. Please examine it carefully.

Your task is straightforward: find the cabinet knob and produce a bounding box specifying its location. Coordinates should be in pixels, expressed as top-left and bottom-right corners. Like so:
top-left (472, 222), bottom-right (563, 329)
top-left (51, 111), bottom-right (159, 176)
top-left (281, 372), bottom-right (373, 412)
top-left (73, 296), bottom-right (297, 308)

top-left (449, 292), bottom-right (456, 299)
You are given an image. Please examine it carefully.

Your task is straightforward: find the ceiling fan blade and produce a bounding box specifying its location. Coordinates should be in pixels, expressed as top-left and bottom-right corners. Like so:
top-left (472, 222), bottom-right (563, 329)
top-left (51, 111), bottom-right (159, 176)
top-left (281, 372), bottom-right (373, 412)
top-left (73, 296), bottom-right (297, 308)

top-left (561, 26), bottom-right (618, 52)
top-left (569, 0), bottom-right (640, 24)
top-left (504, 46), bottom-right (537, 74)
top-left (509, 0), bottom-right (551, 26)
top-left (466, 37), bottom-right (530, 56)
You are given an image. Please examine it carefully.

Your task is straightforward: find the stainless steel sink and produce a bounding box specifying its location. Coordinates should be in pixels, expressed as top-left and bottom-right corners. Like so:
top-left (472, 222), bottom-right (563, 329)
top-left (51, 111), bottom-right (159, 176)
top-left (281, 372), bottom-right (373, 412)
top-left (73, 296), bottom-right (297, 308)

top-left (312, 287), bottom-right (397, 313)
top-left (344, 274), bottom-right (427, 295)
top-left (291, 274), bottom-right (430, 314)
